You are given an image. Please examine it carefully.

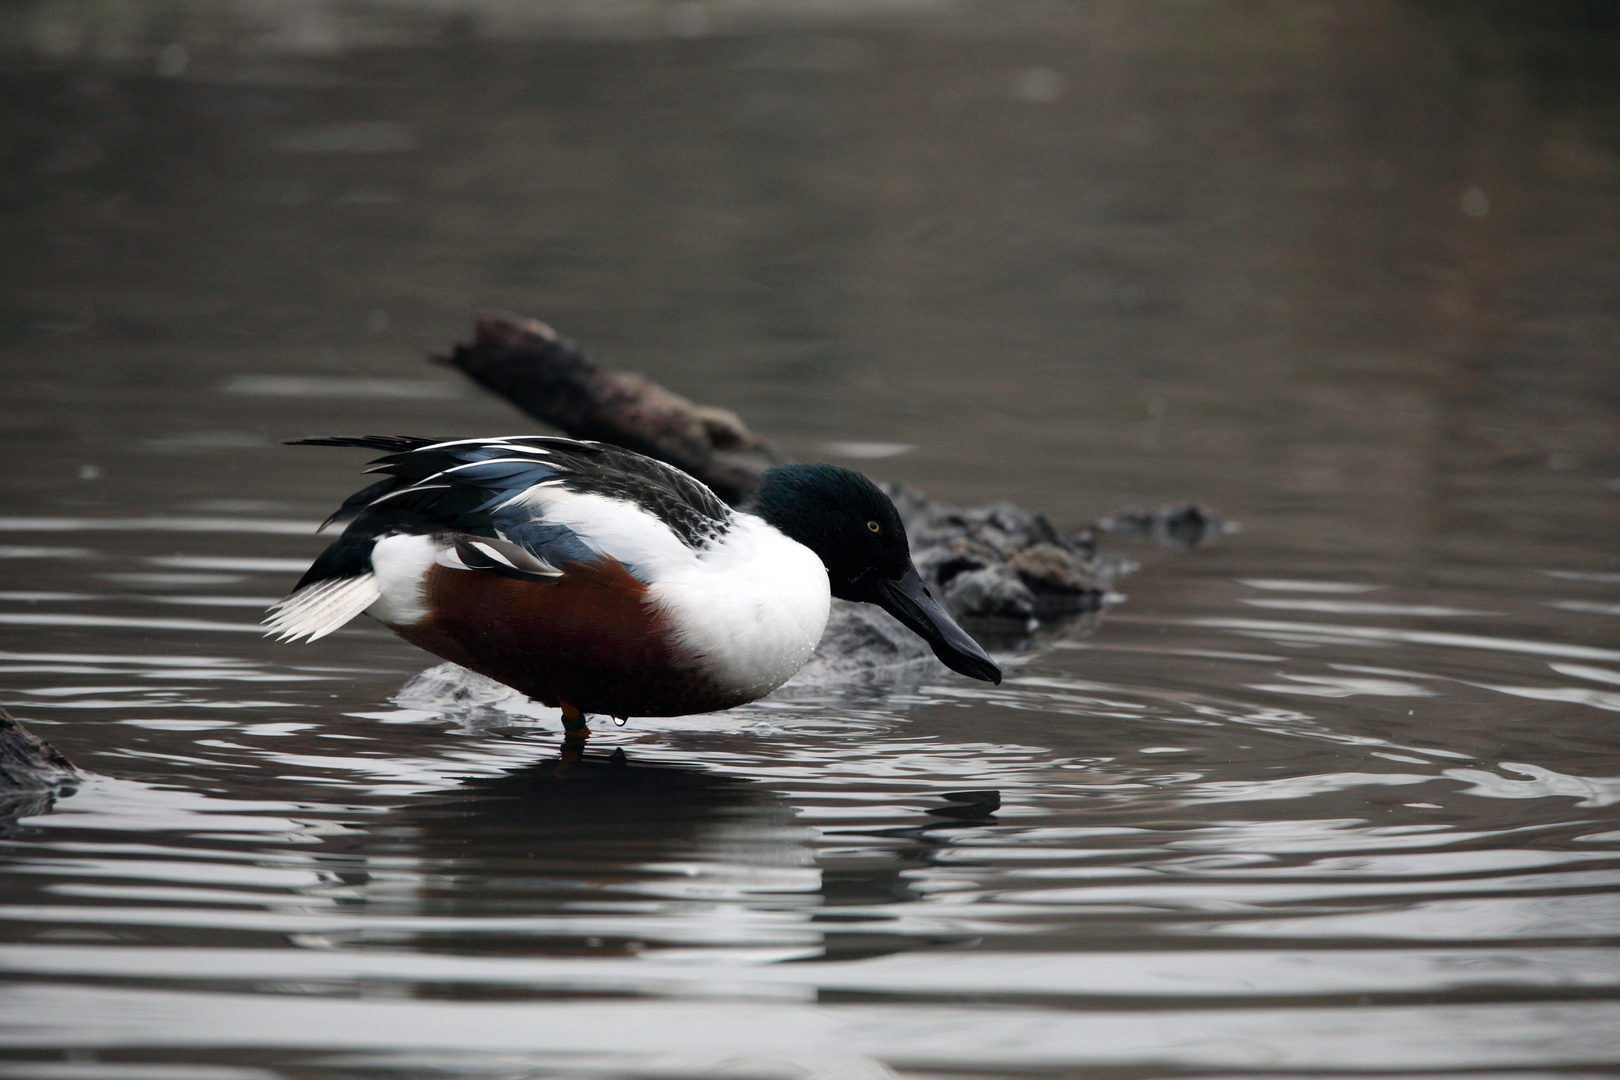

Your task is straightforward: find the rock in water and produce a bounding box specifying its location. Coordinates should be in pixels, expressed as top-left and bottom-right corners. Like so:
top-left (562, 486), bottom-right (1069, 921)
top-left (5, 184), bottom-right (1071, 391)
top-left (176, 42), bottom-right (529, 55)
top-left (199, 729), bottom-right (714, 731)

top-left (1, 707), bottom-right (80, 830)
top-left (0, 708), bottom-right (77, 791)
top-left (1008, 542), bottom-right (1104, 611)
top-left (1097, 502), bottom-right (1229, 548)
top-left (944, 566), bottom-right (1038, 621)
top-left (883, 481), bottom-right (1112, 620)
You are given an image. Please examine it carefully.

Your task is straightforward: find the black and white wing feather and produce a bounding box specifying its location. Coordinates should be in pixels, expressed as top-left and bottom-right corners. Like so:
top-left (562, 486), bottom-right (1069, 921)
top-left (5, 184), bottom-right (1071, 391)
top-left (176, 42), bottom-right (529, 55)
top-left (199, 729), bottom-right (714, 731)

top-left (298, 435), bottom-right (730, 547)
top-left (265, 436), bottom-right (735, 641)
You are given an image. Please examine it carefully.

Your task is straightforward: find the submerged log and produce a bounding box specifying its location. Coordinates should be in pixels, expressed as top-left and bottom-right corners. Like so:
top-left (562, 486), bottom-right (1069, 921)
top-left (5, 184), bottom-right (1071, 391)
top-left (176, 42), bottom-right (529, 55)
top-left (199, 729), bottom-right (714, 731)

top-left (434, 312), bottom-right (784, 505)
top-left (431, 313), bottom-right (1216, 628)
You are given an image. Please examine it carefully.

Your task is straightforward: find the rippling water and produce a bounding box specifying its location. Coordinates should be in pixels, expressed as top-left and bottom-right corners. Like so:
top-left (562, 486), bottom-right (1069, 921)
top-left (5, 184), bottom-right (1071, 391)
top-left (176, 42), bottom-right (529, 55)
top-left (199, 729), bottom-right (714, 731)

top-left (2, 3), bottom-right (1618, 1077)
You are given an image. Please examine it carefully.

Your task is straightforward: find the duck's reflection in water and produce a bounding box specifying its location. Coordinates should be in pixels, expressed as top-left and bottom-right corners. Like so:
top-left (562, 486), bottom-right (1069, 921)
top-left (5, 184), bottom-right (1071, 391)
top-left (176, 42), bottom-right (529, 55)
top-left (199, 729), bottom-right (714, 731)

top-left (325, 748), bottom-right (824, 959)
top-left (405, 749), bottom-right (775, 859)
top-left (317, 745), bottom-right (997, 965)
top-left (809, 789), bottom-right (1002, 963)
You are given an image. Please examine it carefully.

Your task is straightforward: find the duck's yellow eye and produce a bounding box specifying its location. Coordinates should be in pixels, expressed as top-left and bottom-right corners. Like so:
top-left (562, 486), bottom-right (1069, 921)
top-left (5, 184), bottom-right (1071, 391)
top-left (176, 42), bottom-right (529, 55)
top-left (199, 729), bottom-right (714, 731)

top-left (867, 521), bottom-right (881, 533)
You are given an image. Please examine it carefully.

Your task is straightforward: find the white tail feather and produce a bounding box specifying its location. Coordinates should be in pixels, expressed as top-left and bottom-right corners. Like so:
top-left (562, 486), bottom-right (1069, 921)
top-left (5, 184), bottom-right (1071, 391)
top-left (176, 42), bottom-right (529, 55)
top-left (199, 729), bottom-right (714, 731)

top-left (263, 574), bottom-right (381, 642)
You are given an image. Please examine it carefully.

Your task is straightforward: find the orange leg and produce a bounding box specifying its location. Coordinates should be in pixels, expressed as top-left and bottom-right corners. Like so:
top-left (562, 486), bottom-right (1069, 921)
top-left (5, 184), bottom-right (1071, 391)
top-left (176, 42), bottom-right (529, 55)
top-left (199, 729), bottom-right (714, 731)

top-left (559, 701), bottom-right (590, 739)
top-left (556, 701), bottom-right (591, 769)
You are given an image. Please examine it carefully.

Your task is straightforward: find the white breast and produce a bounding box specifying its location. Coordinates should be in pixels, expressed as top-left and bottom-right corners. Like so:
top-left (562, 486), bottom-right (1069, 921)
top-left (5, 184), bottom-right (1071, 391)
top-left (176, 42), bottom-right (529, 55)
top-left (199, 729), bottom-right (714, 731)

top-left (647, 514), bottom-right (831, 703)
top-left (363, 495), bottom-right (831, 706)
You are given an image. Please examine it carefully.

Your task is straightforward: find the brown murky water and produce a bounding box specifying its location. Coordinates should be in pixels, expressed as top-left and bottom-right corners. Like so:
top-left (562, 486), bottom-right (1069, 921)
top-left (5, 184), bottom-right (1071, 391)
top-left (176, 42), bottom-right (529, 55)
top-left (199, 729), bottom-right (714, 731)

top-left (2, 3), bottom-right (1618, 1077)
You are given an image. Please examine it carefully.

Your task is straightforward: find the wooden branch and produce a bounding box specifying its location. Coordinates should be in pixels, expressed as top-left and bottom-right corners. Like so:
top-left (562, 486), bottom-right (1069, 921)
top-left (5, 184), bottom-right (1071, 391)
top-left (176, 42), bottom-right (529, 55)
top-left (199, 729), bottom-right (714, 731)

top-left (433, 312), bottom-right (784, 505)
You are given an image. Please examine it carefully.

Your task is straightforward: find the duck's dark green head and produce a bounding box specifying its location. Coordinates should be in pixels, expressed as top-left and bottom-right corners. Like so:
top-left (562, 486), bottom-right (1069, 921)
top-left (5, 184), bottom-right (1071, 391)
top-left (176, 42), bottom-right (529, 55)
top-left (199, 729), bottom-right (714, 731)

top-left (750, 463), bottom-right (1001, 685)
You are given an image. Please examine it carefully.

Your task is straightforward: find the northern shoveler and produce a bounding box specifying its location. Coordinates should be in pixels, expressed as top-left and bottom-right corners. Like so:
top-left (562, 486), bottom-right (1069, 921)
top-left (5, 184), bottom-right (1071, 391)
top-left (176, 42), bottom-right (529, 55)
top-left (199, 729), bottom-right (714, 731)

top-left (265, 435), bottom-right (1000, 739)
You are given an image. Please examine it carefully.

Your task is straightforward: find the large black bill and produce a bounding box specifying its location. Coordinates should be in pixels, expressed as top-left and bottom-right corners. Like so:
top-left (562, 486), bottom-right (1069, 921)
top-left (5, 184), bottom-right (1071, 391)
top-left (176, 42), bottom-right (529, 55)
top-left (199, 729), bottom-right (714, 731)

top-left (876, 567), bottom-right (1002, 684)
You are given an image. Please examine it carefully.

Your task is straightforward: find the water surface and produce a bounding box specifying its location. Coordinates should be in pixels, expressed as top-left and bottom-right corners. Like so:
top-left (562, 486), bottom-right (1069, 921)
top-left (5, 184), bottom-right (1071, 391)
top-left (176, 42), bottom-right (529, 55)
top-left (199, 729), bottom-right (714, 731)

top-left (2, 3), bottom-right (1618, 1077)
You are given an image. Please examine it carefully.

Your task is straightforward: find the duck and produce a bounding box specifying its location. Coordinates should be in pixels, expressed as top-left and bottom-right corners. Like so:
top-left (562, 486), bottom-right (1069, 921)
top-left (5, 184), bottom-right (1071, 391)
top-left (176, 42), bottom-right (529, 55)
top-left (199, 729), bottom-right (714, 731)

top-left (265, 435), bottom-right (1000, 739)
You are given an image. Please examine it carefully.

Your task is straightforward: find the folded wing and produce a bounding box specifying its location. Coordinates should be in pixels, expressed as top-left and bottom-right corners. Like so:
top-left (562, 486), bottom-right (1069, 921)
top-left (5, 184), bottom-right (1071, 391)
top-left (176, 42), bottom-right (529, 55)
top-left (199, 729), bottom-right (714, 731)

top-left (264, 435), bottom-right (734, 642)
